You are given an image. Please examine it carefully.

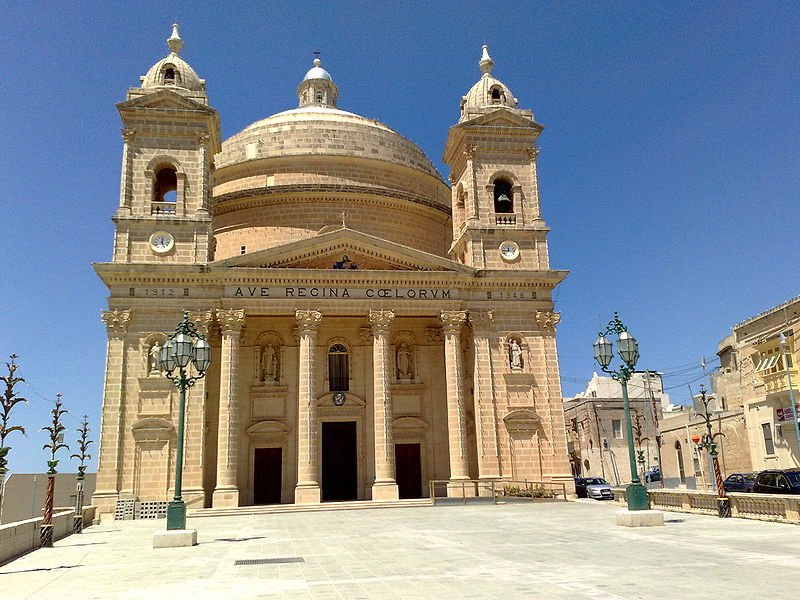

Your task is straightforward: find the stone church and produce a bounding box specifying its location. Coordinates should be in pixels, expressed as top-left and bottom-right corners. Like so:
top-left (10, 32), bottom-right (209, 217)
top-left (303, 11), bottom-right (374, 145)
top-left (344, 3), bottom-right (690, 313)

top-left (92, 25), bottom-right (572, 517)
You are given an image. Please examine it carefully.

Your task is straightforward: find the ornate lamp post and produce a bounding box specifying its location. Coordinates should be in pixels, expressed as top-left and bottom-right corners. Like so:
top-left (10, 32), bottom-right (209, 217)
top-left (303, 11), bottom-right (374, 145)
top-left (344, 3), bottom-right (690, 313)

top-left (778, 333), bottom-right (800, 452)
top-left (0, 354), bottom-right (27, 522)
top-left (159, 312), bottom-right (211, 531)
top-left (593, 313), bottom-right (649, 510)
top-left (693, 385), bottom-right (730, 517)
top-left (41, 394), bottom-right (69, 547)
top-left (70, 416), bottom-right (93, 533)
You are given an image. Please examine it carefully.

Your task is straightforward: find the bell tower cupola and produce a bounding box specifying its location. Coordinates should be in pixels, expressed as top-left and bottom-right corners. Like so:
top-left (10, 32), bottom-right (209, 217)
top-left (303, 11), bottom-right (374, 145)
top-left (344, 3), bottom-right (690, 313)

top-left (297, 56), bottom-right (339, 108)
top-left (110, 23), bottom-right (221, 265)
top-left (443, 45), bottom-right (548, 270)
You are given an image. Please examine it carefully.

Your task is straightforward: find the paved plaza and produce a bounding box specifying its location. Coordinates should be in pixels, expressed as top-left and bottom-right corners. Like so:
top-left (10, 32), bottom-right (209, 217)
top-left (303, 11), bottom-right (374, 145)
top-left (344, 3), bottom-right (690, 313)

top-left (2, 500), bottom-right (798, 599)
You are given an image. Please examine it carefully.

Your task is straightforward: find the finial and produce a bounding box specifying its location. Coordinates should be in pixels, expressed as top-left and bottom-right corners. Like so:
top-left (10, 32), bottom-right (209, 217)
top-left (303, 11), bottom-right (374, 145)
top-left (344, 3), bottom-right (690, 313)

top-left (479, 44), bottom-right (494, 75)
top-left (167, 23), bottom-right (184, 54)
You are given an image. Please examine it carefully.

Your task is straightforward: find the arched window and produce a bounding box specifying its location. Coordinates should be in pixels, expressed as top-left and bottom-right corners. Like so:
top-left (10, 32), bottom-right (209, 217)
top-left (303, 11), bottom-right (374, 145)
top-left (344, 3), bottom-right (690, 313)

top-left (153, 166), bottom-right (177, 214)
top-left (328, 343), bottom-right (349, 391)
top-left (162, 64), bottom-right (179, 85)
top-left (490, 86), bottom-right (502, 103)
top-left (316, 91), bottom-right (324, 103)
top-left (493, 178), bottom-right (513, 213)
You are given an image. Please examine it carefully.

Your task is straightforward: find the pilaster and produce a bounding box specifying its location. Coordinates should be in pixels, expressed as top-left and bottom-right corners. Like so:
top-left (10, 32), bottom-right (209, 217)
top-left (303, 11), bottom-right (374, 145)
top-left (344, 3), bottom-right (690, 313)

top-left (441, 310), bottom-right (470, 484)
top-left (295, 309), bottom-right (322, 504)
top-left (369, 309), bottom-right (399, 501)
top-left (212, 308), bottom-right (245, 508)
top-left (470, 310), bottom-right (501, 480)
top-left (93, 309), bottom-right (131, 516)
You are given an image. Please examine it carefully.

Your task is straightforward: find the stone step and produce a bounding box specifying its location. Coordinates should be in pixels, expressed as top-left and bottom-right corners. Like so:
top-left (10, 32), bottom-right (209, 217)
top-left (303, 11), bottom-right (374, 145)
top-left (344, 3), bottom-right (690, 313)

top-left (188, 498), bottom-right (433, 518)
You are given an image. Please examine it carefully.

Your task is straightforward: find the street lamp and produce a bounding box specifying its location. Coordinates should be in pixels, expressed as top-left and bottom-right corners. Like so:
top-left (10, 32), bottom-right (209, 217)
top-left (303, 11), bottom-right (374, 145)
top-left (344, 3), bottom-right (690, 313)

top-left (159, 312), bottom-right (211, 531)
top-left (778, 333), bottom-right (800, 452)
top-left (692, 385), bottom-right (729, 518)
top-left (593, 313), bottom-right (649, 511)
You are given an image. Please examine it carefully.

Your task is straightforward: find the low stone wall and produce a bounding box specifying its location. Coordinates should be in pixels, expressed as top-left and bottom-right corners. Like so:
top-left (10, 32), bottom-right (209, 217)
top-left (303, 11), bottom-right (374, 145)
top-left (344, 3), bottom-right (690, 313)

top-left (0, 508), bottom-right (93, 565)
top-left (611, 487), bottom-right (800, 524)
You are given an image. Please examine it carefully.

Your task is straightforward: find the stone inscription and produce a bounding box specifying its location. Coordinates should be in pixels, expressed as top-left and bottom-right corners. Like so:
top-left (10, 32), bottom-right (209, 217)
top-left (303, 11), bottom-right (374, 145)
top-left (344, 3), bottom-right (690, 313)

top-left (224, 286), bottom-right (536, 300)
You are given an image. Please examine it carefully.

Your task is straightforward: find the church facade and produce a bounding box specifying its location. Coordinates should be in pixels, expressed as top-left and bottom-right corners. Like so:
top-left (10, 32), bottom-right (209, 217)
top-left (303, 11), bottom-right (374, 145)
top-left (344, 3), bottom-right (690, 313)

top-left (92, 25), bottom-right (572, 517)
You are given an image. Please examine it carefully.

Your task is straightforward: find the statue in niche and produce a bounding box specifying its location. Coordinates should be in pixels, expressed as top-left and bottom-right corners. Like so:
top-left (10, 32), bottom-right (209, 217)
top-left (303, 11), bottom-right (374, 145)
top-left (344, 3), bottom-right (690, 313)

top-left (261, 343), bottom-right (278, 382)
top-left (509, 339), bottom-right (523, 371)
top-left (149, 342), bottom-right (161, 374)
top-left (396, 343), bottom-right (413, 380)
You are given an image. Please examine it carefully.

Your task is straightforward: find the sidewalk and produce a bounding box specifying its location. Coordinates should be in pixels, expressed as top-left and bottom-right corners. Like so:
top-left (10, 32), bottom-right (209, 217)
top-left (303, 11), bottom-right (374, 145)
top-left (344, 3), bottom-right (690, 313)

top-left (1, 500), bottom-right (797, 599)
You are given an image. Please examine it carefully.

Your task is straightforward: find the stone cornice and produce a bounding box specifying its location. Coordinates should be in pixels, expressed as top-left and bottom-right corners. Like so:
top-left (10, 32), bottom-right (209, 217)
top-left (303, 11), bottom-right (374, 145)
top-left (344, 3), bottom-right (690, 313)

top-left (212, 184), bottom-right (451, 218)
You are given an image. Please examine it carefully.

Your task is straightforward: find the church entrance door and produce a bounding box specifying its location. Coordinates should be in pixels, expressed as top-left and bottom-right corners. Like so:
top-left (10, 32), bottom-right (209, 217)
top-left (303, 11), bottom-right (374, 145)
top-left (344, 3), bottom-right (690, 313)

top-left (321, 421), bottom-right (358, 502)
top-left (253, 447), bottom-right (282, 505)
top-left (395, 443), bottom-right (422, 498)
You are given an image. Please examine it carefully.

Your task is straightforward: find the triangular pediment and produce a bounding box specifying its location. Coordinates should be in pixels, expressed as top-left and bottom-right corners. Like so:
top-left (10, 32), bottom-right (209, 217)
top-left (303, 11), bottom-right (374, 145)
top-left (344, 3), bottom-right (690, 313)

top-left (211, 228), bottom-right (474, 273)
top-left (117, 90), bottom-right (215, 114)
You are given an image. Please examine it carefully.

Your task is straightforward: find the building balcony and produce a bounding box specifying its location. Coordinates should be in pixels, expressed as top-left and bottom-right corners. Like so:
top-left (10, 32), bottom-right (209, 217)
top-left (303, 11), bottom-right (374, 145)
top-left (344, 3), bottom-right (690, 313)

top-left (762, 367), bottom-right (799, 396)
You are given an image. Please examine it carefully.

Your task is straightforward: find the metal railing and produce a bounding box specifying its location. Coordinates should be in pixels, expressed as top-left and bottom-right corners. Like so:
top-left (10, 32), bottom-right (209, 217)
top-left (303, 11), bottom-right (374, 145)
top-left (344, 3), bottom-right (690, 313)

top-left (428, 479), bottom-right (567, 505)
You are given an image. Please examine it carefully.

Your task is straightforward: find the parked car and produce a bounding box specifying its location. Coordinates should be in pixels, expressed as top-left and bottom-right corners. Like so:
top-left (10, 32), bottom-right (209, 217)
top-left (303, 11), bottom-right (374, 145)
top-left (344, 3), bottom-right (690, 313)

top-left (752, 469), bottom-right (800, 494)
top-left (644, 466), bottom-right (662, 483)
top-left (722, 473), bottom-right (756, 493)
top-left (574, 477), bottom-right (614, 500)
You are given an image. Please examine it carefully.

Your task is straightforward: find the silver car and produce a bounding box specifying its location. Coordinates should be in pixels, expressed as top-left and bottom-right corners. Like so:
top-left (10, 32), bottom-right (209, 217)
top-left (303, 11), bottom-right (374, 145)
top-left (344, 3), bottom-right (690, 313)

top-left (584, 478), bottom-right (614, 500)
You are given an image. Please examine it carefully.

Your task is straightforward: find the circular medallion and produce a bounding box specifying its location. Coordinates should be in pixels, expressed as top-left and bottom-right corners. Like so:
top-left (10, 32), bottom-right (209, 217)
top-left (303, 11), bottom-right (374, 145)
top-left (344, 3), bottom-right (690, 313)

top-left (332, 391), bottom-right (346, 406)
top-left (149, 231), bottom-right (175, 254)
top-left (499, 240), bottom-right (520, 261)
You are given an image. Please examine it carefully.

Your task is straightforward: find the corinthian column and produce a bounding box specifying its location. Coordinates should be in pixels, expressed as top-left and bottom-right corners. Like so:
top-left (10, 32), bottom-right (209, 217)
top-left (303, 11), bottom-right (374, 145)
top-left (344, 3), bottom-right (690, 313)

top-left (212, 308), bottom-right (245, 508)
top-left (470, 311), bottom-right (500, 481)
top-left (441, 310), bottom-right (470, 486)
top-left (93, 309), bottom-right (131, 517)
top-left (295, 310), bottom-right (322, 504)
top-left (369, 310), bottom-right (399, 501)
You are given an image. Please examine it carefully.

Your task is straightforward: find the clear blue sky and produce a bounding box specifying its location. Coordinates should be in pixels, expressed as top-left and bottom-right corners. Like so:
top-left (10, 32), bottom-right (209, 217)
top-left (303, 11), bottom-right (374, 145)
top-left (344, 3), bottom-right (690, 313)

top-left (1, 2), bottom-right (798, 474)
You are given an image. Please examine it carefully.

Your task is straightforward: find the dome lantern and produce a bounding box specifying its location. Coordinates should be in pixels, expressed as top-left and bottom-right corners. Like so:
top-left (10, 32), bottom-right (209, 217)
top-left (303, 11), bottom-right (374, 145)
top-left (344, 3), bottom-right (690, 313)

top-left (459, 44), bottom-right (519, 122)
top-left (140, 23), bottom-right (206, 93)
top-left (297, 55), bottom-right (339, 108)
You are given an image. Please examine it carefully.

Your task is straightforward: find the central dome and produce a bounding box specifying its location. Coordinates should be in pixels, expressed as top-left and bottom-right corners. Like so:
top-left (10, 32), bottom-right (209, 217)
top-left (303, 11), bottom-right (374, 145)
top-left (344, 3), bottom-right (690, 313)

top-left (211, 57), bottom-right (451, 261)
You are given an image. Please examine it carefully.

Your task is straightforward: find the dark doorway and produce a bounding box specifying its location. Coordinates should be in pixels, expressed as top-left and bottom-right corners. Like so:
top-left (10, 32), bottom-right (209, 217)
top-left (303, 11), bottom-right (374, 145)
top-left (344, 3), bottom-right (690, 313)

top-left (321, 421), bottom-right (358, 502)
top-left (253, 447), bottom-right (282, 505)
top-left (395, 443), bottom-right (422, 499)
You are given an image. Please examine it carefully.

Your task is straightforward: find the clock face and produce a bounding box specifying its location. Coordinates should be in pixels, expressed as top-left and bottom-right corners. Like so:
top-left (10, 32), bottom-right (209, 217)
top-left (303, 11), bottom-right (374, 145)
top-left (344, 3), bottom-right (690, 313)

top-left (499, 241), bottom-right (520, 261)
top-left (149, 231), bottom-right (175, 254)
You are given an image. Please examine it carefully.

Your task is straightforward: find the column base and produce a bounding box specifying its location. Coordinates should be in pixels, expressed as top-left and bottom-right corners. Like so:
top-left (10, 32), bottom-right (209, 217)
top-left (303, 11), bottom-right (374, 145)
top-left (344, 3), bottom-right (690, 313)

top-left (212, 487), bottom-right (240, 508)
top-left (371, 482), bottom-right (399, 501)
top-left (446, 479), bottom-right (475, 498)
top-left (90, 490), bottom-right (119, 520)
top-left (295, 484), bottom-right (321, 504)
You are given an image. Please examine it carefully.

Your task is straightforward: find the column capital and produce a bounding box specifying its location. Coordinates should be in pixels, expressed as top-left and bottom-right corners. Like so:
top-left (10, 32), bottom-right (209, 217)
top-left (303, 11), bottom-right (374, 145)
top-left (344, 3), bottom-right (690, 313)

top-left (535, 310), bottom-right (561, 331)
top-left (463, 144), bottom-right (478, 160)
top-left (440, 310), bottom-right (468, 334)
top-left (469, 310), bottom-right (494, 332)
top-left (526, 146), bottom-right (540, 161)
top-left (101, 309), bottom-right (131, 338)
top-left (120, 128), bottom-right (136, 142)
top-left (368, 310), bottom-right (395, 335)
top-left (295, 309), bottom-right (322, 334)
top-left (188, 309), bottom-right (214, 335)
top-left (217, 308), bottom-right (245, 335)
top-left (196, 132), bottom-right (211, 146)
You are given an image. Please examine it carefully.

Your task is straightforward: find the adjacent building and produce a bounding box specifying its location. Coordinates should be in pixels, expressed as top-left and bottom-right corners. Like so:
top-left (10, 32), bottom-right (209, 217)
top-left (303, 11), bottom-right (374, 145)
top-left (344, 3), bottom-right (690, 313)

top-left (92, 27), bottom-right (573, 518)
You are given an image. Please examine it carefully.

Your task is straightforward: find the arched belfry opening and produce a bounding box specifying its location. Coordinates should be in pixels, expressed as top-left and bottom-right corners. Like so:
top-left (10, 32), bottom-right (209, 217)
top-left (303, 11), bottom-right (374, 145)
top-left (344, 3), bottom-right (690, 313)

top-left (153, 166), bottom-right (178, 213)
top-left (493, 178), bottom-right (514, 213)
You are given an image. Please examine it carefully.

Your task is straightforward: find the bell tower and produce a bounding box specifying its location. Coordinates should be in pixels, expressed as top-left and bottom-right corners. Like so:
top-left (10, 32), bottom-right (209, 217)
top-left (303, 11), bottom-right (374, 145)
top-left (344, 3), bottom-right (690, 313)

top-left (112, 24), bottom-right (221, 264)
top-left (443, 45), bottom-right (548, 270)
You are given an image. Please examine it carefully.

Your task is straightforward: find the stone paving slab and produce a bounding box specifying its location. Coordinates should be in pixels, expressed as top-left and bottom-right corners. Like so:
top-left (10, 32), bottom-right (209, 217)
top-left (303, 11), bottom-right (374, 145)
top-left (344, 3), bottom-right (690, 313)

top-left (1, 500), bottom-right (798, 599)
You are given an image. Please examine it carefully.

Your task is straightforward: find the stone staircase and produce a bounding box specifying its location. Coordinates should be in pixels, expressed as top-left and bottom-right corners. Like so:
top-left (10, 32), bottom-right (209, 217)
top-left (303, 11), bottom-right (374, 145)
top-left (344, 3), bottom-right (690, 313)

top-left (188, 497), bottom-right (433, 519)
